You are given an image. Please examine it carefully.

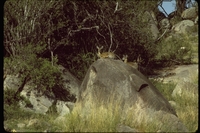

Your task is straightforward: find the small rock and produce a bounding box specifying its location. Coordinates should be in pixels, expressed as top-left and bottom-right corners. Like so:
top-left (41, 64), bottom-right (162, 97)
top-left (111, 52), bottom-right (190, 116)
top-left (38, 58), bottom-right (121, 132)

top-left (116, 124), bottom-right (139, 132)
top-left (172, 80), bottom-right (198, 98)
top-left (54, 116), bottom-right (66, 124)
top-left (172, 20), bottom-right (194, 34)
top-left (27, 119), bottom-right (38, 127)
top-left (17, 123), bottom-right (25, 128)
top-left (56, 101), bottom-right (70, 116)
top-left (181, 7), bottom-right (197, 19)
top-left (169, 101), bottom-right (176, 107)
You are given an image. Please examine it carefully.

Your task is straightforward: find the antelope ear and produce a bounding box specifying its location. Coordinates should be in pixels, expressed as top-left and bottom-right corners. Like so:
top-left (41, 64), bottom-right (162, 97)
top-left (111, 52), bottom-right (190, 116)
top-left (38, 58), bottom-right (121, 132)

top-left (136, 55), bottom-right (141, 63)
top-left (100, 46), bottom-right (103, 49)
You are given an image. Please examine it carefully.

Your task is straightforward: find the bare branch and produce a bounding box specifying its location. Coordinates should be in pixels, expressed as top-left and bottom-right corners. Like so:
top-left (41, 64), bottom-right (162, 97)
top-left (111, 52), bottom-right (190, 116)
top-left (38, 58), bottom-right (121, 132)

top-left (114, 1), bottom-right (122, 13)
top-left (114, 2), bottom-right (119, 13)
top-left (95, 26), bottom-right (106, 40)
top-left (70, 25), bottom-right (99, 33)
top-left (108, 23), bottom-right (113, 52)
top-left (158, 1), bottom-right (169, 16)
top-left (156, 25), bottom-right (170, 42)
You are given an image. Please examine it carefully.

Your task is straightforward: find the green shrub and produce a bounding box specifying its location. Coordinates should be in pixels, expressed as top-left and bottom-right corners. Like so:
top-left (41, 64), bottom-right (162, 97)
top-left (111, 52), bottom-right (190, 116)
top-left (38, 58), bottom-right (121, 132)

top-left (150, 80), bottom-right (176, 101)
top-left (4, 88), bottom-right (33, 120)
top-left (154, 34), bottom-right (193, 67)
top-left (66, 52), bottom-right (96, 80)
top-left (4, 43), bottom-right (64, 96)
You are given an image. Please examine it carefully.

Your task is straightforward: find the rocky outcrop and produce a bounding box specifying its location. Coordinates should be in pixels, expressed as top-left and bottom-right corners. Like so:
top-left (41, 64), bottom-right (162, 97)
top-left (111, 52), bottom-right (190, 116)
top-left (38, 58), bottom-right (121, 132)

top-left (143, 10), bottom-right (160, 40)
top-left (159, 18), bottom-right (171, 31)
top-left (172, 79), bottom-right (198, 98)
top-left (172, 20), bottom-right (194, 34)
top-left (73, 59), bottom-right (188, 132)
top-left (20, 89), bottom-right (54, 114)
top-left (181, 7), bottom-right (198, 20)
top-left (4, 75), bottom-right (21, 91)
top-left (58, 65), bottom-right (81, 100)
top-left (163, 64), bottom-right (198, 84)
top-left (4, 65), bottom-right (80, 115)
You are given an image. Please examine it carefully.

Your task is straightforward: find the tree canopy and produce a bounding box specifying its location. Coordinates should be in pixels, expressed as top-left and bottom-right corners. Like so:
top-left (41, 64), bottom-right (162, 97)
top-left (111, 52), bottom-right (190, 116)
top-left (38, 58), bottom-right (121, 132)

top-left (4, 0), bottom-right (195, 99)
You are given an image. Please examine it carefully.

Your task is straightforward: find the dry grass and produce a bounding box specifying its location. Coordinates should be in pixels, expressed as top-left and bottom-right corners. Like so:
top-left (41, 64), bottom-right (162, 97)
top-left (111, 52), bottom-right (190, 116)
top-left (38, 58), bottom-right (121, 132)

top-left (173, 71), bottom-right (198, 132)
top-left (4, 68), bottom-right (198, 132)
top-left (153, 68), bottom-right (198, 132)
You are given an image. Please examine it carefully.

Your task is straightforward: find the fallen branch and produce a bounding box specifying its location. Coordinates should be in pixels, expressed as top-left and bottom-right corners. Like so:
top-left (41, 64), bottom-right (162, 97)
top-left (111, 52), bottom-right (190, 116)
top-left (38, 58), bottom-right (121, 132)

top-left (156, 25), bottom-right (170, 42)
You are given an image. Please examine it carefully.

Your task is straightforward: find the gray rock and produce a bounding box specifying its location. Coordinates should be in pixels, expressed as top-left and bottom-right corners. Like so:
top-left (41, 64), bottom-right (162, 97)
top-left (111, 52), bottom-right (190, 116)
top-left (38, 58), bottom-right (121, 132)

top-left (172, 20), bottom-right (194, 34)
top-left (116, 124), bottom-right (139, 132)
top-left (152, 111), bottom-right (189, 132)
top-left (58, 65), bottom-right (81, 100)
top-left (17, 65), bottom-right (80, 115)
top-left (20, 89), bottom-right (53, 114)
top-left (27, 119), bottom-right (38, 127)
top-left (163, 64), bottom-right (198, 84)
top-left (194, 16), bottom-right (198, 24)
top-left (74, 59), bottom-right (188, 132)
top-left (172, 80), bottom-right (198, 98)
top-left (4, 75), bottom-right (21, 90)
top-left (169, 100), bottom-right (177, 107)
top-left (17, 123), bottom-right (25, 128)
top-left (77, 59), bottom-right (176, 116)
top-left (56, 100), bottom-right (70, 116)
top-left (181, 7), bottom-right (198, 20)
top-left (143, 10), bottom-right (159, 40)
top-left (159, 18), bottom-right (171, 30)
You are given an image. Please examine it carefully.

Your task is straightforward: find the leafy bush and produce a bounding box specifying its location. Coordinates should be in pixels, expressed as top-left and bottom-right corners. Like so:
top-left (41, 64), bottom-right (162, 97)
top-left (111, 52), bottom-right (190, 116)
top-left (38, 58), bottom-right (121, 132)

top-left (151, 71), bottom-right (198, 132)
top-left (150, 80), bottom-right (176, 101)
top-left (4, 88), bottom-right (32, 120)
top-left (66, 51), bottom-right (96, 80)
top-left (4, 43), bottom-right (64, 96)
top-left (153, 34), bottom-right (193, 67)
top-left (4, 89), bottom-right (22, 106)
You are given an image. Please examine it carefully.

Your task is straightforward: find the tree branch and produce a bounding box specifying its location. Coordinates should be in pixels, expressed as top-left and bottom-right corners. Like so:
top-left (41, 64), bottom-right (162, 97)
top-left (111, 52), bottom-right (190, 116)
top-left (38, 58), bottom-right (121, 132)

top-left (156, 25), bottom-right (170, 42)
top-left (108, 23), bottom-right (113, 52)
top-left (158, 1), bottom-right (169, 16)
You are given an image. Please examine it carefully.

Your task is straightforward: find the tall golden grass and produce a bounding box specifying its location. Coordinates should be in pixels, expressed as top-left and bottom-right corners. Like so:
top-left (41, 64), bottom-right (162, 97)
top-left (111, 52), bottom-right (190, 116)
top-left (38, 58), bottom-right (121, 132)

top-left (4, 68), bottom-right (198, 132)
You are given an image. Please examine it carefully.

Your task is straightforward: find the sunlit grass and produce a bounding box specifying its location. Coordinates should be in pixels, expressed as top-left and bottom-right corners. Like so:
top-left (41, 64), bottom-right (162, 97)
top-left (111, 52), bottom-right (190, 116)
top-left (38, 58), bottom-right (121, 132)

top-left (173, 71), bottom-right (198, 132)
top-left (151, 69), bottom-right (198, 132)
top-left (4, 69), bottom-right (198, 132)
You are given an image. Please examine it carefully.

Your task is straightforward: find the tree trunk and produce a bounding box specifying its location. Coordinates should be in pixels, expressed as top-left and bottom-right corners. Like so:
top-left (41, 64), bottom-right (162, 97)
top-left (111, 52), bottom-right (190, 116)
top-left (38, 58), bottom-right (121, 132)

top-left (176, 0), bottom-right (186, 16)
top-left (14, 76), bottom-right (30, 98)
top-left (50, 50), bottom-right (54, 66)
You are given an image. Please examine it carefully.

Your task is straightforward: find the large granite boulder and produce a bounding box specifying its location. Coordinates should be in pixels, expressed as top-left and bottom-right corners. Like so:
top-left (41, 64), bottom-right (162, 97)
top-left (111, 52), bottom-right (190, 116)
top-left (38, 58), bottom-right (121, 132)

top-left (73, 59), bottom-right (188, 132)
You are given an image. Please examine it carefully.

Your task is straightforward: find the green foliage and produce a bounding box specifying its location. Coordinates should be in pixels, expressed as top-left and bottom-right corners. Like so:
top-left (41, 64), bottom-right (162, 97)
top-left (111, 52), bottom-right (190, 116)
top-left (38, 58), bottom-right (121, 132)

top-left (31, 58), bottom-right (62, 91)
top-left (4, 0), bottom-right (166, 79)
top-left (4, 76), bottom-right (198, 132)
top-left (4, 43), bottom-right (63, 95)
top-left (150, 73), bottom-right (198, 132)
top-left (66, 51), bottom-right (96, 80)
top-left (154, 34), bottom-right (193, 67)
top-left (4, 88), bottom-right (32, 120)
top-left (4, 89), bottom-right (22, 106)
top-left (150, 80), bottom-right (176, 101)
top-left (46, 101), bottom-right (58, 115)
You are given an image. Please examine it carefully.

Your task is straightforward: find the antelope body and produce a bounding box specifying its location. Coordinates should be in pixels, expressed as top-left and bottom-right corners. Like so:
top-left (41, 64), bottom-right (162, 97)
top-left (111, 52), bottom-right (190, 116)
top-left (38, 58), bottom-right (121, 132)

top-left (97, 46), bottom-right (116, 59)
top-left (122, 55), bottom-right (139, 69)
